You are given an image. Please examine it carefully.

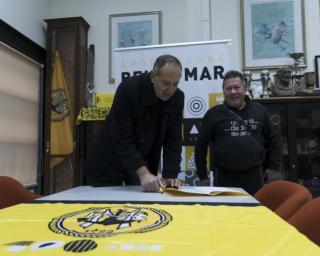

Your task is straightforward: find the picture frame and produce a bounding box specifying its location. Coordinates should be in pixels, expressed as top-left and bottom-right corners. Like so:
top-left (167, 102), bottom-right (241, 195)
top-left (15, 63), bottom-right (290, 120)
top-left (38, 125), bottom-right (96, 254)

top-left (315, 55), bottom-right (320, 88)
top-left (109, 11), bottom-right (162, 83)
top-left (241, 0), bottom-right (305, 69)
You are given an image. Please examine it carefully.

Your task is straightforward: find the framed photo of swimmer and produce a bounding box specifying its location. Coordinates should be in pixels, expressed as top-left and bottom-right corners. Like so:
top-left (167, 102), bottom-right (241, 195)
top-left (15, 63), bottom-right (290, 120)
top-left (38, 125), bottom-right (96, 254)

top-left (109, 11), bottom-right (162, 83)
top-left (241, 0), bottom-right (305, 69)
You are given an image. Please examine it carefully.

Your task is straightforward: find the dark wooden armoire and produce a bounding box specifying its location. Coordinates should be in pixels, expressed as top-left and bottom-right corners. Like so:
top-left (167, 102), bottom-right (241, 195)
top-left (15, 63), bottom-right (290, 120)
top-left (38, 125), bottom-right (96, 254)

top-left (43, 17), bottom-right (89, 194)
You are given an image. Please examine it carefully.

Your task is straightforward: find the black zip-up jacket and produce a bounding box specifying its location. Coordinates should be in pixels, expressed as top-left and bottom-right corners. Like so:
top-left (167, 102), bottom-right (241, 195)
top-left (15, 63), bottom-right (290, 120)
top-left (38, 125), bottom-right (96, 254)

top-left (195, 97), bottom-right (281, 180)
top-left (85, 73), bottom-right (184, 185)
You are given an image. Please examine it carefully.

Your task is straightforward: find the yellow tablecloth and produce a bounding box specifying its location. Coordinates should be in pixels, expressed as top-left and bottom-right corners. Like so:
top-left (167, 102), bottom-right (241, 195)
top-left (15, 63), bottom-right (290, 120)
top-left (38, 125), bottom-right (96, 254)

top-left (0, 203), bottom-right (318, 255)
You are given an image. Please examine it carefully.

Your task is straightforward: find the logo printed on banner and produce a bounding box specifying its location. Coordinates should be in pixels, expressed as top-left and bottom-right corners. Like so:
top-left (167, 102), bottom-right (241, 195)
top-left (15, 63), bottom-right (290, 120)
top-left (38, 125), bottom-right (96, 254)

top-left (187, 152), bottom-right (196, 169)
top-left (184, 146), bottom-right (196, 171)
top-left (209, 93), bottom-right (224, 108)
top-left (184, 146), bottom-right (210, 172)
top-left (183, 119), bottom-right (202, 145)
top-left (187, 97), bottom-right (206, 117)
top-left (49, 206), bottom-right (172, 238)
top-left (190, 125), bottom-right (198, 134)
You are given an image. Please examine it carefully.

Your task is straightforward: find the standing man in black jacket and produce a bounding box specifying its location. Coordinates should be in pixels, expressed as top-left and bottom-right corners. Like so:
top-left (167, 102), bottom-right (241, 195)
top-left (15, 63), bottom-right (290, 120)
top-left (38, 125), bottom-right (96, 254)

top-left (195, 70), bottom-right (281, 195)
top-left (85, 55), bottom-right (184, 192)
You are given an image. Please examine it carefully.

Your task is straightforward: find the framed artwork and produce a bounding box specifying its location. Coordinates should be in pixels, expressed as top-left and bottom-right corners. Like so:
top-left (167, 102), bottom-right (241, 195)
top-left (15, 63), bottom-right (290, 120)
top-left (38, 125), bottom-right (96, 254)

top-left (315, 55), bottom-right (320, 88)
top-left (109, 11), bottom-right (162, 82)
top-left (241, 0), bottom-right (305, 69)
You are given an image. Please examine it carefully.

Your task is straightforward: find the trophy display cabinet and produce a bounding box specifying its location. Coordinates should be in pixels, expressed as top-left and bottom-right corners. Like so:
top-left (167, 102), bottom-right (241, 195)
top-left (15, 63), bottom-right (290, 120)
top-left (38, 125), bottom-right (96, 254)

top-left (254, 96), bottom-right (320, 196)
top-left (44, 17), bottom-right (89, 194)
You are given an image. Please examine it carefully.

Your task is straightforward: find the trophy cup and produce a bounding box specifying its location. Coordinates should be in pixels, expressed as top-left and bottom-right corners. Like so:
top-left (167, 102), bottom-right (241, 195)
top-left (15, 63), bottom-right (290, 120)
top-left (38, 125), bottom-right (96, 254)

top-left (288, 52), bottom-right (305, 92)
top-left (243, 71), bottom-right (253, 98)
top-left (260, 70), bottom-right (270, 98)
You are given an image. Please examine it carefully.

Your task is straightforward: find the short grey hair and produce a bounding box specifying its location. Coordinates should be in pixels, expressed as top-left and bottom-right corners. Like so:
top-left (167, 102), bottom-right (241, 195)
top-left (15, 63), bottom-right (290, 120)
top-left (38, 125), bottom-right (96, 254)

top-left (152, 54), bottom-right (182, 74)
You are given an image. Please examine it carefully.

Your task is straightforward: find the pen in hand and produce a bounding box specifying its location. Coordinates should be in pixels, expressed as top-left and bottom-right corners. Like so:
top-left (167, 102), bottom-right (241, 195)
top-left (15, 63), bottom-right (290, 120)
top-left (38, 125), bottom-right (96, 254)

top-left (158, 178), bottom-right (166, 194)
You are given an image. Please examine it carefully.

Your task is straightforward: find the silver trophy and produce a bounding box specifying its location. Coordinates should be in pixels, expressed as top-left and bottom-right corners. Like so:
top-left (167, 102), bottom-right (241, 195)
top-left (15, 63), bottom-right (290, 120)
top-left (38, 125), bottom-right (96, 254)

top-left (243, 71), bottom-right (253, 98)
top-left (288, 52), bottom-right (305, 92)
top-left (260, 70), bottom-right (270, 98)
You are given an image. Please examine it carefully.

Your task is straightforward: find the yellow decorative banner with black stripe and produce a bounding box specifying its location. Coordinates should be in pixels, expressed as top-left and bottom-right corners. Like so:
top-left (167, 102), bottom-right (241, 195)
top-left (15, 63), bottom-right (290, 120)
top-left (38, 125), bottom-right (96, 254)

top-left (76, 107), bottom-right (110, 125)
top-left (76, 93), bottom-right (114, 124)
top-left (0, 203), bottom-right (318, 255)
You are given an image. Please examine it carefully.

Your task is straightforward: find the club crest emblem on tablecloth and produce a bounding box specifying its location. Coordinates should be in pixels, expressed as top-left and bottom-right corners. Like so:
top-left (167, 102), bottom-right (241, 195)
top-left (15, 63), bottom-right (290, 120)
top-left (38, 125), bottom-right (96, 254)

top-left (49, 205), bottom-right (172, 238)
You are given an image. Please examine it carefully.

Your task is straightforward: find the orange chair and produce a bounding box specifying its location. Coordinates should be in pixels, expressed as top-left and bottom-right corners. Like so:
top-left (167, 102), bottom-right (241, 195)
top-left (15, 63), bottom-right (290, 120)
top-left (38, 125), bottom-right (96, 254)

top-left (254, 180), bottom-right (312, 220)
top-left (288, 197), bottom-right (320, 246)
top-left (0, 176), bottom-right (41, 209)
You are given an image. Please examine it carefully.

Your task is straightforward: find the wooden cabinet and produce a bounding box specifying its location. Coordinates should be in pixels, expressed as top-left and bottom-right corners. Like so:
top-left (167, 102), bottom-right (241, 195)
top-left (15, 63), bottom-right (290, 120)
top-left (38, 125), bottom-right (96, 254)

top-left (82, 121), bottom-right (105, 184)
top-left (44, 17), bottom-right (89, 194)
top-left (254, 96), bottom-right (320, 196)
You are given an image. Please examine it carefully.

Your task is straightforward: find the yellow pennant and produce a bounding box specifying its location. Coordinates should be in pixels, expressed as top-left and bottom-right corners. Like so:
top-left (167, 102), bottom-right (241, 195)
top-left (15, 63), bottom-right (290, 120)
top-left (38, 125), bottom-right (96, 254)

top-left (50, 51), bottom-right (73, 167)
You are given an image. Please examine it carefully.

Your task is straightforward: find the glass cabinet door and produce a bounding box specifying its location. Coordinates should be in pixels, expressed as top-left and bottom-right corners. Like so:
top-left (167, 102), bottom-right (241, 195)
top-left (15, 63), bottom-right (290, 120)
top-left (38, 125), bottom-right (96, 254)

top-left (292, 102), bottom-right (320, 188)
top-left (263, 104), bottom-right (289, 177)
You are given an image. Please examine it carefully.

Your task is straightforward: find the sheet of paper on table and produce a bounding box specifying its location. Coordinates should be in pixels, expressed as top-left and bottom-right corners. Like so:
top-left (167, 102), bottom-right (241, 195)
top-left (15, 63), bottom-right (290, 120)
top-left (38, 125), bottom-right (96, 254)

top-left (163, 186), bottom-right (248, 196)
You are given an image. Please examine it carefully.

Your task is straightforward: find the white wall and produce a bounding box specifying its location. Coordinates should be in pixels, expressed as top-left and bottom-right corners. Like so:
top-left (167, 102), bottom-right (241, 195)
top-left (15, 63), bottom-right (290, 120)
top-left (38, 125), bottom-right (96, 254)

top-left (303, 0), bottom-right (320, 69)
top-left (48, 0), bottom-right (320, 92)
top-left (1, 0), bottom-right (319, 92)
top-left (0, 0), bottom-right (50, 47)
top-left (211, 0), bottom-right (241, 70)
top-left (48, 0), bottom-right (206, 92)
top-left (211, 0), bottom-right (320, 77)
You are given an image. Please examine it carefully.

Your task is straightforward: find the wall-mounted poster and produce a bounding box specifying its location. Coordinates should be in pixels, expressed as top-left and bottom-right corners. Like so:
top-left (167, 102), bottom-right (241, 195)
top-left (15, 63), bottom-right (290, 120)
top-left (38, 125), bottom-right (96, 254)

top-left (241, 0), bottom-right (305, 69)
top-left (109, 11), bottom-right (161, 82)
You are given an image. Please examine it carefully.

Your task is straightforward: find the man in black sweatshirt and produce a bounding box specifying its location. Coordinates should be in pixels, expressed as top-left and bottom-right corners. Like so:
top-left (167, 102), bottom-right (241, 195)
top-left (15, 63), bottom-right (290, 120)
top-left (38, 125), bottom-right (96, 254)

top-left (195, 70), bottom-right (281, 195)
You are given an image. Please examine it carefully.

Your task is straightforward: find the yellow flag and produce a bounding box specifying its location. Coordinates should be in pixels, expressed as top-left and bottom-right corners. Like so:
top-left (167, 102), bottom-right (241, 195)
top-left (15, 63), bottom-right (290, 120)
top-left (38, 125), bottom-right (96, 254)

top-left (0, 203), bottom-right (318, 255)
top-left (50, 51), bottom-right (73, 166)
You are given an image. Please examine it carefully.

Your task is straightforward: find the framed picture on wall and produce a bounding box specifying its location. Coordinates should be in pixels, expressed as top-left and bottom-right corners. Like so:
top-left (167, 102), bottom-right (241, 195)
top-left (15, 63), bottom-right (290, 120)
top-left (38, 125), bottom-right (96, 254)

top-left (109, 11), bottom-right (162, 83)
top-left (241, 0), bottom-right (305, 69)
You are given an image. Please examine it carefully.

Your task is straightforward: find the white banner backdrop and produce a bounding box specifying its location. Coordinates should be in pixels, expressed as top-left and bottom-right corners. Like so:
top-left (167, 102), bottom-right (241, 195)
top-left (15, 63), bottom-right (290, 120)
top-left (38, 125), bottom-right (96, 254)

top-left (114, 40), bottom-right (233, 171)
top-left (115, 40), bottom-right (232, 117)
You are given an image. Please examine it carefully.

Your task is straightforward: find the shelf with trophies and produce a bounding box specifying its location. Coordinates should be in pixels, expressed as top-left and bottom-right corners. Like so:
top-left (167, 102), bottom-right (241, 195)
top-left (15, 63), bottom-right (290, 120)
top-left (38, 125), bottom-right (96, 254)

top-left (244, 52), bottom-right (320, 99)
top-left (244, 53), bottom-right (320, 196)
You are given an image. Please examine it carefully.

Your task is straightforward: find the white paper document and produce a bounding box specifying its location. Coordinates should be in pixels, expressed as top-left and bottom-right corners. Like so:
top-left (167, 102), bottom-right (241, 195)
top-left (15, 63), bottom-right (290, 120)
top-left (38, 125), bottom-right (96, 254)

top-left (163, 186), bottom-right (248, 196)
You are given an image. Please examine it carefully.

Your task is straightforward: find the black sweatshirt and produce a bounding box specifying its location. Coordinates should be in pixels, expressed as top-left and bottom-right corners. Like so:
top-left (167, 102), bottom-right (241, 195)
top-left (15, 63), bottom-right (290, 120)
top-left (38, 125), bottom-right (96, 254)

top-left (195, 97), bottom-right (281, 180)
